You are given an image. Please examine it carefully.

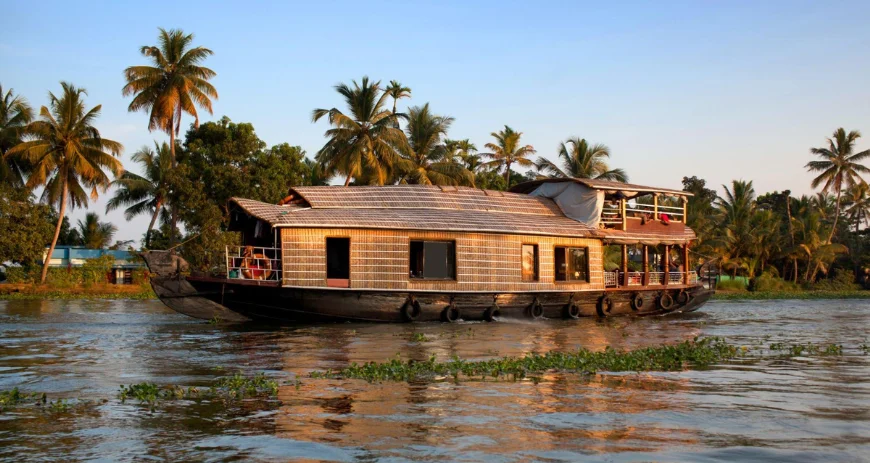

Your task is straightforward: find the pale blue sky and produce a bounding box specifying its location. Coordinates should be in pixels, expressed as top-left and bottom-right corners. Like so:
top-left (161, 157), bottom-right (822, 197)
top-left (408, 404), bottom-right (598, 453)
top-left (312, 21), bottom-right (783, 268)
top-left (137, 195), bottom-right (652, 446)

top-left (3, 1), bottom-right (870, 242)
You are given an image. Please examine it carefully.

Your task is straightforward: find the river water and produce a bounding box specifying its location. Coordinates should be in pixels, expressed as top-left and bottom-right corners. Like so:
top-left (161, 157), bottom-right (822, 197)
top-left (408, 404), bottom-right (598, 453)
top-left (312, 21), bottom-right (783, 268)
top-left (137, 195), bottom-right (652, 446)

top-left (0, 299), bottom-right (868, 462)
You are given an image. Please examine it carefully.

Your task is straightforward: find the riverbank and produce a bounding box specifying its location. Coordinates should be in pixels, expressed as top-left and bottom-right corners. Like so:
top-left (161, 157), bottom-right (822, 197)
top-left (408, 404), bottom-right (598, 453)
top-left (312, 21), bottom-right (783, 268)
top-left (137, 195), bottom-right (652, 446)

top-left (712, 290), bottom-right (870, 300)
top-left (0, 283), bottom-right (155, 300)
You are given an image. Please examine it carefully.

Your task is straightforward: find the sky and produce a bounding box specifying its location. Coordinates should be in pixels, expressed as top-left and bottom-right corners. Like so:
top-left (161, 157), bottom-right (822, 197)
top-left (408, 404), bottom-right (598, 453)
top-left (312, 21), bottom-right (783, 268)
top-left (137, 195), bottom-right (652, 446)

top-left (3, 0), bottom-right (870, 243)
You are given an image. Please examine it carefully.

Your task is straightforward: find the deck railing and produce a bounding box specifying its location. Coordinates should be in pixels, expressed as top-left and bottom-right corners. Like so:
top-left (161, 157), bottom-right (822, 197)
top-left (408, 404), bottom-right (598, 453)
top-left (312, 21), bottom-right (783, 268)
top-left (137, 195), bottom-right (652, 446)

top-left (604, 271), bottom-right (619, 287)
top-left (226, 246), bottom-right (282, 282)
top-left (601, 200), bottom-right (685, 228)
top-left (648, 272), bottom-right (664, 286)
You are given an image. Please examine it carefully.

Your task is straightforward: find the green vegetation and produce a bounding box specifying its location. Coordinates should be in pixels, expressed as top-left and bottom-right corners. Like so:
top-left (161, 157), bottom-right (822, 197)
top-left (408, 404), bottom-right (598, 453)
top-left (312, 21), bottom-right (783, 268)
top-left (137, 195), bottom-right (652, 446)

top-left (481, 125), bottom-right (536, 188)
top-left (534, 137), bottom-right (628, 182)
top-left (309, 337), bottom-right (856, 383)
top-left (712, 290), bottom-right (870, 301)
top-left (119, 373), bottom-right (280, 410)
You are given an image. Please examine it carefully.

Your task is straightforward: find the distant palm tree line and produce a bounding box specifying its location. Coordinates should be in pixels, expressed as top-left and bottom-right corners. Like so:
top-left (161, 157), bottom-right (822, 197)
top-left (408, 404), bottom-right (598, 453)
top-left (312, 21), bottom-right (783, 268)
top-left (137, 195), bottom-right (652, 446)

top-left (1, 28), bottom-right (868, 286)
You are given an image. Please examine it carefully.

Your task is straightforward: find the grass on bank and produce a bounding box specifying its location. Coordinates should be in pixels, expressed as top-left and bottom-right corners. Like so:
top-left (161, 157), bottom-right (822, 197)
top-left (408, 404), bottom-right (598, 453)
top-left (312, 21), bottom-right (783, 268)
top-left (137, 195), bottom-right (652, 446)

top-left (0, 283), bottom-right (155, 300)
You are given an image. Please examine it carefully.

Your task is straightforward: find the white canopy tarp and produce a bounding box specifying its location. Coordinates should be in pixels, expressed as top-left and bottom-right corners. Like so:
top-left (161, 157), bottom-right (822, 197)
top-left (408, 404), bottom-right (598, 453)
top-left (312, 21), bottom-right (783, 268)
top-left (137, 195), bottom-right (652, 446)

top-left (530, 182), bottom-right (604, 228)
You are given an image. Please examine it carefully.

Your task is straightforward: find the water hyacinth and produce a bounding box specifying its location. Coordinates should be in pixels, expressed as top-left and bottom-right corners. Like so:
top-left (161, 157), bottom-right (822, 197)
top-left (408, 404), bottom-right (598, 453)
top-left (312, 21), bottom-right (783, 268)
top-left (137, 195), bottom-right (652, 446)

top-left (310, 337), bottom-right (744, 383)
top-left (119, 372), bottom-right (280, 408)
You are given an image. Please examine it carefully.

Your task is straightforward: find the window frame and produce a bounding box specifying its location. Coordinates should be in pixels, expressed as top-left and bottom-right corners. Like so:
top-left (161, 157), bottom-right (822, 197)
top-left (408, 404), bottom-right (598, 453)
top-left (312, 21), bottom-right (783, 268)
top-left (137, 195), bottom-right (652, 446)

top-left (554, 245), bottom-right (590, 283)
top-left (408, 239), bottom-right (457, 281)
top-left (521, 243), bottom-right (539, 282)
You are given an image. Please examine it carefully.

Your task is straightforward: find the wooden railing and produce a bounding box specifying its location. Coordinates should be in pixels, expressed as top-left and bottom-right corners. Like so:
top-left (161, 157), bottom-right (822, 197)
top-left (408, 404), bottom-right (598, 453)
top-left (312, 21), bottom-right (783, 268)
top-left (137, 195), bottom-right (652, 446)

top-left (226, 246), bottom-right (282, 282)
top-left (605, 271), bottom-right (699, 288)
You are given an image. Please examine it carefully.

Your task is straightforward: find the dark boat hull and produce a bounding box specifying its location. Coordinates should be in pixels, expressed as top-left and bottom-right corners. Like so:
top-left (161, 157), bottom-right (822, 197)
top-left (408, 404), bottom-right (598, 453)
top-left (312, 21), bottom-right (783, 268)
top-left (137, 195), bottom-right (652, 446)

top-left (152, 276), bottom-right (712, 323)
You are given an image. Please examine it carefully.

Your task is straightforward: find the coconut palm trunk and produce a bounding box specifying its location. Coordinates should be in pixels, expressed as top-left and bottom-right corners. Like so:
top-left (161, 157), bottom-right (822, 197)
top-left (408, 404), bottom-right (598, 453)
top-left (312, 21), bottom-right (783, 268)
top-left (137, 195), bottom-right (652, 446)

top-left (145, 198), bottom-right (162, 248)
top-left (41, 182), bottom-right (68, 284)
top-left (828, 190), bottom-right (842, 243)
top-left (504, 161), bottom-right (512, 186)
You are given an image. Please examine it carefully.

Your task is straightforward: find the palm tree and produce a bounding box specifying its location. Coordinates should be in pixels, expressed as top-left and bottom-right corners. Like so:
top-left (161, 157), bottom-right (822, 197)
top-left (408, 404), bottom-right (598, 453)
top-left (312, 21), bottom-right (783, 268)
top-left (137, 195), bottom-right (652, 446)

top-left (843, 181), bottom-right (870, 232)
top-left (482, 125), bottom-right (536, 188)
top-left (399, 104), bottom-right (474, 186)
top-left (302, 157), bottom-right (330, 186)
top-left (312, 76), bottom-right (410, 186)
top-left (123, 28), bottom-right (217, 165)
top-left (76, 212), bottom-right (118, 249)
top-left (8, 82), bottom-right (123, 283)
top-left (106, 142), bottom-right (172, 248)
top-left (445, 139), bottom-right (481, 172)
top-left (385, 80), bottom-right (411, 115)
top-left (805, 128), bottom-right (870, 243)
top-left (534, 137), bottom-right (628, 182)
top-left (715, 180), bottom-right (756, 276)
top-left (0, 84), bottom-right (34, 186)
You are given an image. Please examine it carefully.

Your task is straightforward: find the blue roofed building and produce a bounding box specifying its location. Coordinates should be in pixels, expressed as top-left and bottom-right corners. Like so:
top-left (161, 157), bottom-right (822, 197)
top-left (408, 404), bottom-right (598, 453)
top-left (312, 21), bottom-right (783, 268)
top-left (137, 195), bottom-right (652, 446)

top-left (43, 246), bottom-right (144, 284)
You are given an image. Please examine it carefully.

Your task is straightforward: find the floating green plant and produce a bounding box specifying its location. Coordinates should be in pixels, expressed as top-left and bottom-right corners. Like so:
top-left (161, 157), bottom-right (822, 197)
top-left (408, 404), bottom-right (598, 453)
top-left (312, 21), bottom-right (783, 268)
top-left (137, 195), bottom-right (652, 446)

top-left (409, 333), bottom-right (430, 343)
top-left (310, 337), bottom-right (744, 383)
top-left (118, 373), bottom-right (280, 409)
top-left (769, 342), bottom-right (843, 356)
top-left (0, 388), bottom-right (43, 412)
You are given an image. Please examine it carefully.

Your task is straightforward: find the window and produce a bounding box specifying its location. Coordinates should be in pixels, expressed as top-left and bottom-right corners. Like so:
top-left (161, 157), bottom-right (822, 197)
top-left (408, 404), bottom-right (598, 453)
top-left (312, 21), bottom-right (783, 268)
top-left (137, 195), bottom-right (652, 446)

top-left (409, 240), bottom-right (456, 279)
top-left (521, 244), bottom-right (539, 282)
top-left (555, 246), bottom-right (589, 282)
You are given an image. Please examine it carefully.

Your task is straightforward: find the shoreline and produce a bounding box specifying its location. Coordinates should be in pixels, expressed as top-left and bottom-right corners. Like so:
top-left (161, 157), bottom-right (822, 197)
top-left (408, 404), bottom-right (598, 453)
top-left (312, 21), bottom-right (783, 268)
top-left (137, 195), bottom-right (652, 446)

top-left (711, 290), bottom-right (870, 301)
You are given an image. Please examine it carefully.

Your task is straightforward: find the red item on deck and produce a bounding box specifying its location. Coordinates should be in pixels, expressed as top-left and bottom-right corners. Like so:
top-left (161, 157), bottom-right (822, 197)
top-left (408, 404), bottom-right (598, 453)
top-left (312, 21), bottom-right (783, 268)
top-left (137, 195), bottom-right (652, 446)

top-left (660, 213), bottom-right (670, 224)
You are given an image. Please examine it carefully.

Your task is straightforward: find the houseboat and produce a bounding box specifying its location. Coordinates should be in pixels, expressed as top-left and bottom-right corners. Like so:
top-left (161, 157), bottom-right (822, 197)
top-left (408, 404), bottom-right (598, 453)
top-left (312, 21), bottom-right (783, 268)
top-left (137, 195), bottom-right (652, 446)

top-left (143, 178), bottom-right (712, 323)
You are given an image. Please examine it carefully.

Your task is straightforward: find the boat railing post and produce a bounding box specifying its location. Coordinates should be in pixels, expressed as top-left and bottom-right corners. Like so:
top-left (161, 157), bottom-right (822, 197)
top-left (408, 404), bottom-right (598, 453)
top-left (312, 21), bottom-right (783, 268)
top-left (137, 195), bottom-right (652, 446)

top-left (683, 243), bottom-right (690, 285)
top-left (621, 244), bottom-right (629, 287)
top-left (225, 246), bottom-right (230, 279)
top-left (662, 244), bottom-right (671, 286)
top-left (642, 245), bottom-right (649, 286)
top-left (621, 199), bottom-right (627, 230)
top-left (653, 194), bottom-right (659, 220)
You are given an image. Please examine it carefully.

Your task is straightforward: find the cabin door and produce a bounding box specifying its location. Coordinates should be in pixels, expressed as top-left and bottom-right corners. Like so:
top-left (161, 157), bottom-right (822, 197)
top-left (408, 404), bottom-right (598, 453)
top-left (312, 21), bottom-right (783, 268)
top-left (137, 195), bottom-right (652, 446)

top-left (326, 237), bottom-right (350, 288)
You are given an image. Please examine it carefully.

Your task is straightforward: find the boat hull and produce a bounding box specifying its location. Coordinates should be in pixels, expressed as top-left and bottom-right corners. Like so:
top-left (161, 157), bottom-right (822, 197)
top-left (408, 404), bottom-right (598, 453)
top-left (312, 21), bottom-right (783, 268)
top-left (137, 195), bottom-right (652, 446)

top-left (153, 276), bottom-right (712, 323)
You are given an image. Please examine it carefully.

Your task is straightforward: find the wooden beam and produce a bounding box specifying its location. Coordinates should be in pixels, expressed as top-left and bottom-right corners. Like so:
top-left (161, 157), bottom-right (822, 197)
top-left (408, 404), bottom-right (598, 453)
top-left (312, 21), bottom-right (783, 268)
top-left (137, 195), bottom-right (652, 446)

top-left (662, 244), bottom-right (671, 286)
top-left (653, 194), bottom-right (659, 220)
top-left (621, 199), bottom-right (627, 230)
top-left (622, 244), bottom-right (629, 286)
top-left (683, 243), bottom-right (690, 285)
top-left (642, 245), bottom-right (649, 286)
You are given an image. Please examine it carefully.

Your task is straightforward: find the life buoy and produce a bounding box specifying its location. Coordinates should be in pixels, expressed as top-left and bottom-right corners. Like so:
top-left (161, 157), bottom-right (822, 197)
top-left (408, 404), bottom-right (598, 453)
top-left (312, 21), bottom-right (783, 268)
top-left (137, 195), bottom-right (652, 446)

top-left (401, 297), bottom-right (421, 321)
top-left (631, 293), bottom-right (645, 311)
top-left (528, 299), bottom-right (544, 319)
top-left (483, 304), bottom-right (501, 322)
top-left (241, 253), bottom-right (273, 280)
top-left (597, 295), bottom-right (613, 316)
top-left (676, 290), bottom-right (690, 305)
top-left (564, 302), bottom-right (581, 319)
top-left (442, 303), bottom-right (461, 323)
top-left (658, 292), bottom-right (674, 310)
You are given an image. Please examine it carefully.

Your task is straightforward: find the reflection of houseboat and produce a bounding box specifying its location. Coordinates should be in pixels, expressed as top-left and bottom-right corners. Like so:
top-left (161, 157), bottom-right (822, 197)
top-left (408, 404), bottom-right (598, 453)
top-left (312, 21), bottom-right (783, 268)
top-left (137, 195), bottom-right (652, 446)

top-left (143, 178), bottom-right (712, 323)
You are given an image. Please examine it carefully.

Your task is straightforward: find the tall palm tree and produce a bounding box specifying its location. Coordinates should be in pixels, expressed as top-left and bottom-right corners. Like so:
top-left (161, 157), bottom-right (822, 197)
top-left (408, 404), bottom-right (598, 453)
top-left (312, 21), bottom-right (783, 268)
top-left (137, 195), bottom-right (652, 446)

top-left (8, 82), bottom-right (123, 283)
top-left (445, 139), bottom-right (480, 172)
top-left (106, 142), bottom-right (172, 248)
top-left (76, 212), bottom-right (118, 249)
top-left (0, 84), bottom-right (34, 186)
top-left (302, 157), bottom-right (330, 186)
top-left (312, 76), bottom-right (410, 186)
top-left (123, 28), bottom-right (217, 165)
top-left (534, 137), bottom-right (628, 182)
top-left (844, 181), bottom-right (870, 232)
top-left (400, 104), bottom-right (474, 186)
top-left (805, 128), bottom-right (870, 243)
top-left (715, 180), bottom-right (756, 275)
top-left (482, 125), bottom-right (535, 188)
top-left (385, 80), bottom-right (411, 115)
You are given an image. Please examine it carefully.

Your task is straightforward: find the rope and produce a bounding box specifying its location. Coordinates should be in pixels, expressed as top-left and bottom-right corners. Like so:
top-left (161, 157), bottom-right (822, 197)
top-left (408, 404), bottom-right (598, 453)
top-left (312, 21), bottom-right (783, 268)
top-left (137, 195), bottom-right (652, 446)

top-left (166, 233), bottom-right (201, 252)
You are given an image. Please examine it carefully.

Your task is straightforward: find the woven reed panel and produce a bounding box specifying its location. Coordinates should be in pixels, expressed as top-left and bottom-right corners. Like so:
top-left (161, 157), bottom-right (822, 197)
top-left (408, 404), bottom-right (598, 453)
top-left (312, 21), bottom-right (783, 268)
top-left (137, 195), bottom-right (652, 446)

top-left (281, 228), bottom-right (603, 291)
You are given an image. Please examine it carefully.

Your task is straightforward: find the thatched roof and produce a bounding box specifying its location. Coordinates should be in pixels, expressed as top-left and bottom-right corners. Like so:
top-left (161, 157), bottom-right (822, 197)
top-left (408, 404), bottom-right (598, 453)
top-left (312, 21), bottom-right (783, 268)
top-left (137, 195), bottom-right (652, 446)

top-left (510, 178), bottom-right (691, 197)
top-left (230, 185), bottom-right (602, 238)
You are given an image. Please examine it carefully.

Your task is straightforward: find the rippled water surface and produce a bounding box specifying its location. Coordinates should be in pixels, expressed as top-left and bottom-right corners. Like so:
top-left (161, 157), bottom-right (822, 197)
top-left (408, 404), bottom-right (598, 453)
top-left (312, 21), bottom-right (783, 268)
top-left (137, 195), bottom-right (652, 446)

top-left (1, 299), bottom-right (868, 462)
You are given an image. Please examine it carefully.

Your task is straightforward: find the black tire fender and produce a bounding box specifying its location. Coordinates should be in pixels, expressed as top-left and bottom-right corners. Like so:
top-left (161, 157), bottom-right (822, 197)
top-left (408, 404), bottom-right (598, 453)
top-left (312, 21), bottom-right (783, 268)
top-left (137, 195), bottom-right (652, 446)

top-left (597, 295), bottom-right (613, 316)
top-left (564, 301), bottom-right (581, 319)
top-left (676, 290), bottom-right (690, 305)
top-left (528, 299), bottom-right (544, 319)
top-left (631, 293), bottom-right (645, 311)
top-left (658, 292), bottom-right (674, 310)
top-left (483, 304), bottom-right (501, 322)
top-left (401, 297), bottom-right (421, 321)
top-left (441, 303), bottom-right (461, 323)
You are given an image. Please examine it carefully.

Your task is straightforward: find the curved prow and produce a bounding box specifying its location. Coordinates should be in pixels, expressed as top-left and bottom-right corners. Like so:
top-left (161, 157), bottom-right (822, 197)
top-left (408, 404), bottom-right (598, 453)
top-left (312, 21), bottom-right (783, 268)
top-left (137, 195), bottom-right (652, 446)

top-left (141, 250), bottom-right (250, 322)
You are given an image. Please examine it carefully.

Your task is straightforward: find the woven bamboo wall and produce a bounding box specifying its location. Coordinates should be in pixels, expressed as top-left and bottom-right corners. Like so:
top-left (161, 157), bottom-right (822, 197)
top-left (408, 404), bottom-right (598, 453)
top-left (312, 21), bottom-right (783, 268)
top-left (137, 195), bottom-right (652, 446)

top-left (281, 228), bottom-right (603, 291)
